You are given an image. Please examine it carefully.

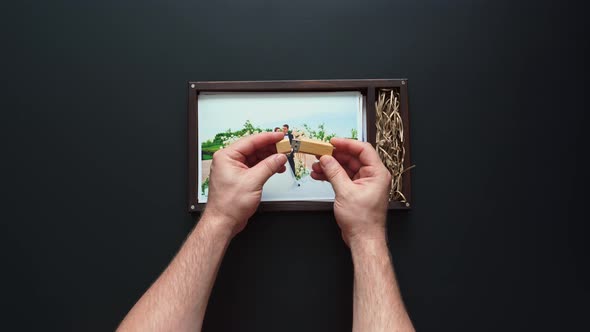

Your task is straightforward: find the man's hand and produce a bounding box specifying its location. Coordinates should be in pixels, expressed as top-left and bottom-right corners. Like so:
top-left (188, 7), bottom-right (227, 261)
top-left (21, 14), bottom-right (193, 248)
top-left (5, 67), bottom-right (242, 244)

top-left (118, 132), bottom-right (287, 332)
top-left (311, 138), bottom-right (391, 246)
top-left (312, 138), bottom-right (414, 332)
top-left (205, 132), bottom-right (287, 237)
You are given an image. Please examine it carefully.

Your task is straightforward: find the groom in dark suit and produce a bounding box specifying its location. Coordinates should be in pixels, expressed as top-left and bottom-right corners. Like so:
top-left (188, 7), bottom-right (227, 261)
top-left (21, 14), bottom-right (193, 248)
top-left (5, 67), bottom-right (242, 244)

top-left (282, 124), bottom-right (296, 177)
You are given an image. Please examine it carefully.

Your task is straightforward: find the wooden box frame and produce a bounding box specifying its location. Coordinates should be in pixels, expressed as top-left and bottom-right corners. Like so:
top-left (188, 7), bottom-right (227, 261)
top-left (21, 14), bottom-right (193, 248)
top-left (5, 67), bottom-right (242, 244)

top-left (187, 79), bottom-right (411, 212)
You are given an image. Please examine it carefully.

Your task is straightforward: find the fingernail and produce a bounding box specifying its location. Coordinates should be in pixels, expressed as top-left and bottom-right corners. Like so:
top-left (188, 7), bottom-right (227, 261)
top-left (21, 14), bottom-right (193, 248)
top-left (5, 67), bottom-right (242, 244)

top-left (275, 154), bottom-right (286, 161)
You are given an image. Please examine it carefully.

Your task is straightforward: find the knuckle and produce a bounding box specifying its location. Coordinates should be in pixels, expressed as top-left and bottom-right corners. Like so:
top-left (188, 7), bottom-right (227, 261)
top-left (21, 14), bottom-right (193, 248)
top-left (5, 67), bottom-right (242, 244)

top-left (212, 150), bottom-right (223, 161)
top-left (327, 165), bottom-right (343, 181)
top-left (262, 158), bottom-right (275, 175)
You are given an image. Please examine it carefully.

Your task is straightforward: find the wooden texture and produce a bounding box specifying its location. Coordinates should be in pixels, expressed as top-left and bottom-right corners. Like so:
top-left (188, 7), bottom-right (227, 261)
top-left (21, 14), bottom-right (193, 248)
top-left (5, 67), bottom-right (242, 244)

top-left (187, 83), bottom-right (198, 212)
top-left (295, 138), bottom-right (334, 156)
top-left (276, 138), bottom-right (291, 154)
top-left (187, 79), bottom-right (411, 212)
top-left (399, 81), bottom-right (412, 207)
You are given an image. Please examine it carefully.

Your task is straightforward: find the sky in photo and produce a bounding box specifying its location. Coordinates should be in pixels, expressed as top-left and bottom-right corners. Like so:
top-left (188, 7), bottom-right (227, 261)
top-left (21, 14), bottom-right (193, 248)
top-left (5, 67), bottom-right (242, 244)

top-left (198, 92), bottom-right (363, 142)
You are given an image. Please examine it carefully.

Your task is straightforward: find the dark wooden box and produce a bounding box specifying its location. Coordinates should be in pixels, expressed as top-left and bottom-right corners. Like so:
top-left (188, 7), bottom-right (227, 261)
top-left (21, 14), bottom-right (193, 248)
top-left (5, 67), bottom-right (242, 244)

top-left (187, 79), bottom-right (411, 212)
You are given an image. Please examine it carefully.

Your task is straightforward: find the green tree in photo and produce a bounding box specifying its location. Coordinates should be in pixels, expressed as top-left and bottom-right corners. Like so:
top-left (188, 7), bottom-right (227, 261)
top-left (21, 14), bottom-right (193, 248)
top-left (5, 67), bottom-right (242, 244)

top-left (302, 123), bottom-right (335, 142)
top-left (242, 120), bottom-right (257, 134)
top-left (201, 120), bottom-right (272, 159)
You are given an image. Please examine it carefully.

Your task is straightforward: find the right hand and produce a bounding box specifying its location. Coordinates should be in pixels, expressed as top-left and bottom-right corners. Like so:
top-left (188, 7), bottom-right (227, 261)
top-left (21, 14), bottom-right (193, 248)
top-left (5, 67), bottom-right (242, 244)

top-left (311, 138), bottom-right (392, 247)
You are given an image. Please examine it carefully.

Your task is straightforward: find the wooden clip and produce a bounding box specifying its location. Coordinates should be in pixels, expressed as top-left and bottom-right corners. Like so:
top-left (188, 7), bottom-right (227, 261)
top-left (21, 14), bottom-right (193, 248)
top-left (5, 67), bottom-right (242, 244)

top-left (275, 137), bottom-right (334, 156)
top-left (275, 138), bottom-right (292, 154)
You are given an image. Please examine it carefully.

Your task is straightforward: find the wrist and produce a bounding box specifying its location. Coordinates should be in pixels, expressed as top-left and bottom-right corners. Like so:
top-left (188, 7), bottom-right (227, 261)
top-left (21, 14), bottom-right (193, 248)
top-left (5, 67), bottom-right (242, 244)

top-left (349, 235), bottom-right (390, 267)
top-left (200, 209), bottom-right (242, 240)
top-left (340, 213), bottom-right (387, 248)
top-left (347, 229), bottom-right (388, 251)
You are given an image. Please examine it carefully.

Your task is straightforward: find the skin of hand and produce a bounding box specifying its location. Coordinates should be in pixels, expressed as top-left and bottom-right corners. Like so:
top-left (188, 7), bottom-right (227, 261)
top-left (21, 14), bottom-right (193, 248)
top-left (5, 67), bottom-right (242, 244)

top-left (117, 133), bottom-right (288, 332)
top-left (311, 138), bottom-right (392, 246)
top-left (204, 131), bottom-right (287, 237)
top-left (118, 134), bottom-right (412, 332)
top-left (312, 139), bottom-right (414, 331)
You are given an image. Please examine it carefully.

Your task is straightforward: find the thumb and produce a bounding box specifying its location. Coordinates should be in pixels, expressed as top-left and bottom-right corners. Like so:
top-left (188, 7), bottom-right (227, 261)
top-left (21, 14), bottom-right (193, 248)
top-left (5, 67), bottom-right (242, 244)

top-left (250, 154), bottom-right (288, 186)
top-left (319, 155), bottom-right (351, 193)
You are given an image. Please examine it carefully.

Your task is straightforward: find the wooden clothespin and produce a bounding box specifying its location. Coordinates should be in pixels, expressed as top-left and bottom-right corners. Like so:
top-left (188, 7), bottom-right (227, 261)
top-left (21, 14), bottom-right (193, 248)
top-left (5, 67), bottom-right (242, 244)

top-left (276, 137), bottom-right (334, 156)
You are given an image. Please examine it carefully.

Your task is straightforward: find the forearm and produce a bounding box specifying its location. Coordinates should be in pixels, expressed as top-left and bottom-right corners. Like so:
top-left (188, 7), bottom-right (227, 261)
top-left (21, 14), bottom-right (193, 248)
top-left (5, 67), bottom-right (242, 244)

top-left (350, 237), bottom-right (414, 332)
top-left (118, 214), bottom-right (233, 332)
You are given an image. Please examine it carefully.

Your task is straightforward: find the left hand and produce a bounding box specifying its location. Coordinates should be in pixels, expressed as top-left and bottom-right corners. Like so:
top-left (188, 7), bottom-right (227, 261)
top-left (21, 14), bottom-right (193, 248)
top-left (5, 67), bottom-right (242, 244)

top-left (204, 132), bottom-right (287, 237)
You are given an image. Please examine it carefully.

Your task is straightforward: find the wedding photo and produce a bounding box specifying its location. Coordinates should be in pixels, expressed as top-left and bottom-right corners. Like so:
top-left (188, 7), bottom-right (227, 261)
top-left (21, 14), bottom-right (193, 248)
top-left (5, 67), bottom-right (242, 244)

top-left (197, 91), bottom-right (364, 202)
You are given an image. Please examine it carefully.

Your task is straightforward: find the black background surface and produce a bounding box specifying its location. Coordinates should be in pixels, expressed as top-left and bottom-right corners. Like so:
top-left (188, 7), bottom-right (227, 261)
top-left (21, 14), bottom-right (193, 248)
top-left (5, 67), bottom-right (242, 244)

top-left (2, 0), bottom-right (588, 331)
